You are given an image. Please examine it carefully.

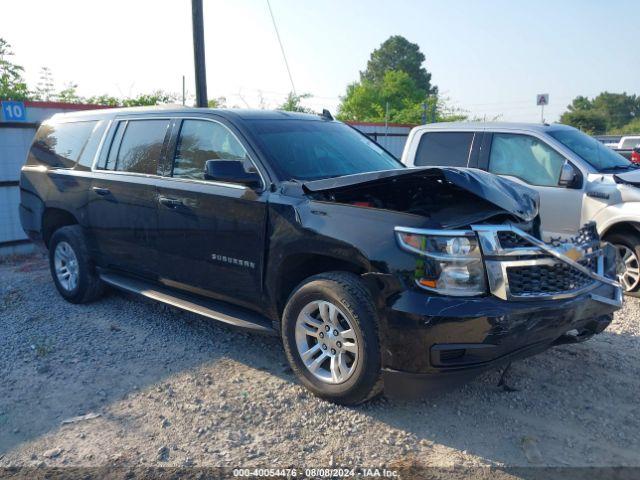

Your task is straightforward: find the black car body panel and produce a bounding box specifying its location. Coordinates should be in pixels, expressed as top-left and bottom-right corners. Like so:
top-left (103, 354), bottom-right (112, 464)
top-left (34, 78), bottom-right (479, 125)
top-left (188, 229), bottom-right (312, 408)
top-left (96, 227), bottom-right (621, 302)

top-left (19, 108), bottom-right (622, 394)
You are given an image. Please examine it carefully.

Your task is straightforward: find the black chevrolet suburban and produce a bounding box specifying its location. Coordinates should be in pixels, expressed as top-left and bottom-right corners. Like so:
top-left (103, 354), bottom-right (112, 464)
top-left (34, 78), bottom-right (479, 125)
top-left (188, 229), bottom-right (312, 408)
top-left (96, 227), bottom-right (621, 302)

top-left (20, 107), bottom-right (623, 404)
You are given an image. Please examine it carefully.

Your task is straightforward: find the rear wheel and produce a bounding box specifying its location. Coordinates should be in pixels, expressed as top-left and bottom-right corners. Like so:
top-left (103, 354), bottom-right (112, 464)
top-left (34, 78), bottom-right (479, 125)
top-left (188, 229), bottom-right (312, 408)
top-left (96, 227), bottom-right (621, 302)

top-left (49, 225), bottom-right (105, 303)
top-left (606, 232), bottom-right (640, 294)
top-left (281, 272), bottom-right (382, 405)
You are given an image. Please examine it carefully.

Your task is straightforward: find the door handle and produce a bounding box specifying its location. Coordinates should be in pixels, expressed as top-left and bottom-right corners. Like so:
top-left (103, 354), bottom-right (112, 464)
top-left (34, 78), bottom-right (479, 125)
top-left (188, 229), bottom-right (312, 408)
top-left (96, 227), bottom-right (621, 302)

top-left (158, 196), bottom-right (183, 208)
top-left (92, 186), bottom-right (111, 196)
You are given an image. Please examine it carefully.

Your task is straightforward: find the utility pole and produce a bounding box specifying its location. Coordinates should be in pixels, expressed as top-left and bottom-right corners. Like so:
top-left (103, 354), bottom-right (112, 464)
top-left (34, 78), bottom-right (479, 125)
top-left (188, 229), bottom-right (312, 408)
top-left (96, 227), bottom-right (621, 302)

top-left (191, 0), bottom-right (208, 107)
top-left (182, 75), bottom-right (186, 106)
top-left (384, 101), bottom-right (389, 136)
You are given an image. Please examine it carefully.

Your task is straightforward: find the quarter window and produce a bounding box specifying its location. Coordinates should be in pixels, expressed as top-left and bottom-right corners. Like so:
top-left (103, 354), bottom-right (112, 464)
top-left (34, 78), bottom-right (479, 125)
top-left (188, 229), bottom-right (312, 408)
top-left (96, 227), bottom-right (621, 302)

top-left (30, 120), bottom-right (97, 168)
top-left (172, 119), bottom-right (253, 181)
top-left (414, 132), bottom-right (475, 167)
top-left (488, 133), bottom-right (565, 187)
top-left (106, 120), bottom-right (169, 174)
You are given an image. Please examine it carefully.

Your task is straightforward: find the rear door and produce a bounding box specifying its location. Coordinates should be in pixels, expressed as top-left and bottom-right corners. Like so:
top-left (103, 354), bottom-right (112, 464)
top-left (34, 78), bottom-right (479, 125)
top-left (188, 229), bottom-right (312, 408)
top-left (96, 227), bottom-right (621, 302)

top-left (155, 116), bottom-right (268, 308)
top-left (87, 117), bottom-right (170, 278)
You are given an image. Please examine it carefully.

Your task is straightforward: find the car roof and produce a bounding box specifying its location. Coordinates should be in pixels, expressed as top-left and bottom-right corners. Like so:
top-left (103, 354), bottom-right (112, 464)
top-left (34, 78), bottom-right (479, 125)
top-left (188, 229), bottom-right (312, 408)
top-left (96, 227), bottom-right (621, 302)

top-left (47, 106), bottom-right (323, 123)
top-left (412, 121), bottom-right (577, 133)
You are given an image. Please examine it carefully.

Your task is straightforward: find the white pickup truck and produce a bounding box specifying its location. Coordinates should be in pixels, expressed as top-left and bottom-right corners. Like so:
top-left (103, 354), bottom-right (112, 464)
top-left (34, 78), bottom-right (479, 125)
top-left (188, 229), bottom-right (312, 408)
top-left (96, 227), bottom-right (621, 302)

top-left (401, 122), bottom-right (640, 293)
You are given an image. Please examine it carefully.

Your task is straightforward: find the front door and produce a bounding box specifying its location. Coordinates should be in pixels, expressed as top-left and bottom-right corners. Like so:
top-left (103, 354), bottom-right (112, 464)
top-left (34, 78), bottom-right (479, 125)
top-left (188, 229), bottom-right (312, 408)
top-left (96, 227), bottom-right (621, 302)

top-left (484, 132), bottom-right (584, 240)
top-left (87, 118), bottom-right (170, 278)
top-left (155, 118), bottom-right (268, 308)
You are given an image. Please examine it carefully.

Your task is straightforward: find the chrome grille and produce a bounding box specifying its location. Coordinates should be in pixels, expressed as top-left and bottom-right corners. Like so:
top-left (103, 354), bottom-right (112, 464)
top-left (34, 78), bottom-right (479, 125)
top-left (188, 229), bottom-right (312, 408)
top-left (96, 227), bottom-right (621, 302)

top-left (473, 224), bottom-right (612, 301)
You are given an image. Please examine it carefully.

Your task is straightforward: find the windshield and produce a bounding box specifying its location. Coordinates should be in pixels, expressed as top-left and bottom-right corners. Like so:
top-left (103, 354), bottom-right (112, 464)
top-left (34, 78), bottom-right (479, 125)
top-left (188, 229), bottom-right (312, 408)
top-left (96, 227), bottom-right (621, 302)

top-left (246, 119), bottom-right (402, 181)
top-left (548, 128), bottom-right (634, 172)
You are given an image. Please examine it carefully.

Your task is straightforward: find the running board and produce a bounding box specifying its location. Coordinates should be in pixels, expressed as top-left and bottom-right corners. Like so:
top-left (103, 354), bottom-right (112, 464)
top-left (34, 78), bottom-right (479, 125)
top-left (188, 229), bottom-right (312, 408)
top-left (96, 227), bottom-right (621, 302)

top-left (99, 272), bottom-right (275, 335)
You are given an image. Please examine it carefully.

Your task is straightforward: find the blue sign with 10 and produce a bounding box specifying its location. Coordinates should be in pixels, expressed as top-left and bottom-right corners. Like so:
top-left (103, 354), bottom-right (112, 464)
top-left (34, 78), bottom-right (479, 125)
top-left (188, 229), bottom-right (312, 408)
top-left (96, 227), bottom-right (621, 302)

top-left (1, 101), bottom-right (27, 122)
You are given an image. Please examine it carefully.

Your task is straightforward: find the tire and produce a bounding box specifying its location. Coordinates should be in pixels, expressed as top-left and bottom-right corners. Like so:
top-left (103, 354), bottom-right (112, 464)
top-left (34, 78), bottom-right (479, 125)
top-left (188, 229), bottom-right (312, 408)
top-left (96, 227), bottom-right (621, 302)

top-left (606, 232), bottom-right (640, 296)
top-left (281, 271), bottom-right (382, 405)
top-left (48, 225), bottom-right (105, 304)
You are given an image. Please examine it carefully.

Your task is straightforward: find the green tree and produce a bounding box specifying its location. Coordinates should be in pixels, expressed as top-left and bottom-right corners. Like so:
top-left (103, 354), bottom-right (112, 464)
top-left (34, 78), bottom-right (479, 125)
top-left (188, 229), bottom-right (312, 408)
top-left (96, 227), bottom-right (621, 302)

top-left (278, 92), bottom-right (314, 113)
top-left (560, 92), bottom-right (640, 133)
top-left (56, 83), bottom-right (82, 103)
top-left (208, 96), bottom-right (227, 108)
top-left (361, 35), bottom-right (437, 95)
top-left (85, 94), bottom-right (121, 106)
top-left (337, 35), bottom-right (454, 123)
top-left (614, 117), bottom-right (640, 135)
top-left (0, 38), bottom-right (29, 100)
top-left (560, 109), bottom-right (608, 135)
top-left (33, 67), bottom-right (55, 101)
top-left (338, 70), bottom-right (463, 124)
top-left (121, 90), bottom-right (176, 107)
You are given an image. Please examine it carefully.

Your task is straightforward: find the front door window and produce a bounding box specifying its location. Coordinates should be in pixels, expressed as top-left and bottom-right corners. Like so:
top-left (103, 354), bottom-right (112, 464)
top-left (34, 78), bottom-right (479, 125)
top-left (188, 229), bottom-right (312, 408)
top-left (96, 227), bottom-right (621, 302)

top-left (488, 133), bottom-right (565, 187)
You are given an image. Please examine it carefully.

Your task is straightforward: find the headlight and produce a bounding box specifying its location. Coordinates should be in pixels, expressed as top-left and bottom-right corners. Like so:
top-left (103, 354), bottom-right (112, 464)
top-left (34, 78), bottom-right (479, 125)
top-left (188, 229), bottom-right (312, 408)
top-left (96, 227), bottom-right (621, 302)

top-left (395, 227), bottom-right (486, 296)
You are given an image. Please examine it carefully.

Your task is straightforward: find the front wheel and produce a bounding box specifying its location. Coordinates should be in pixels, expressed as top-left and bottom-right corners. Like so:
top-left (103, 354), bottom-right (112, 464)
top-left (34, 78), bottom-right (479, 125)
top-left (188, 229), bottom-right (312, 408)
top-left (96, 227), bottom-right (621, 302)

top-left (606, 232), bottom-right (640, 295)
top-left (281, 272), bottom-right (382, 405)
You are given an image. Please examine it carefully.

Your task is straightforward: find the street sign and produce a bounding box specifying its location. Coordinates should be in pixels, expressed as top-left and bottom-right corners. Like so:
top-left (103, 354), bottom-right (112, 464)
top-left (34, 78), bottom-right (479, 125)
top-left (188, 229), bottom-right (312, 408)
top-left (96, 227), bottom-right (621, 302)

top-left (536, 94), bottom-right (549, 106)
top-left (1, 101), bottom-right (27, 122)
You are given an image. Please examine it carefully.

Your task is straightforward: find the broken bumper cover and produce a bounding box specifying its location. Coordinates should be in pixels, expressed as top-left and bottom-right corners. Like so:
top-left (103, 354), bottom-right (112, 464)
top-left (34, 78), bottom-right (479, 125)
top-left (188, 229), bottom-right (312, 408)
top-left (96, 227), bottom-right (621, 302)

top-left (381, 280), bottom-right (622, 398)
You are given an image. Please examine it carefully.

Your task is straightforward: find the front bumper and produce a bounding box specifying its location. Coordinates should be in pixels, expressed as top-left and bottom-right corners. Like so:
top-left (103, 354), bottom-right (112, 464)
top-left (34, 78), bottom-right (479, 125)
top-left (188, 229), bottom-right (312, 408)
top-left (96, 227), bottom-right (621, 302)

top-left (381, 282), bottom-right (622, 397)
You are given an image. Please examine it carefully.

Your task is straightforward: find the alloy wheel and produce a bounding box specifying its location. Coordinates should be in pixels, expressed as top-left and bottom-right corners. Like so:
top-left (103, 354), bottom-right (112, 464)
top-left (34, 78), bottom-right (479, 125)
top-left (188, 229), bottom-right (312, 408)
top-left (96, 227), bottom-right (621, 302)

top-left (617, 244), bottom-right (640, 291)
top-left (294, 300), bottom-right (358, 384)
top-left (54, 241), bottom-right (80, 292)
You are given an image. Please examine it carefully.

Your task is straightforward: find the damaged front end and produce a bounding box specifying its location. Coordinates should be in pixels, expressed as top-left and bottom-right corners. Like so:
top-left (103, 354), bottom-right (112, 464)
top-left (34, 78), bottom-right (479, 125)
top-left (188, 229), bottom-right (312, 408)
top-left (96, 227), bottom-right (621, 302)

top-left (303, 166), bottom-right (621, 304)
top-left (396, 222), bottom-right (621, 304)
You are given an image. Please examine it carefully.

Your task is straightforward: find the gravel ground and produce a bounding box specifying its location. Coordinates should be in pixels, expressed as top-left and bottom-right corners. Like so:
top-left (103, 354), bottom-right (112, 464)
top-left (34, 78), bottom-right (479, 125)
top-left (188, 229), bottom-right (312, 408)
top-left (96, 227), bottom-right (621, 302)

top-left (1, 254), bottom-right (639, 470)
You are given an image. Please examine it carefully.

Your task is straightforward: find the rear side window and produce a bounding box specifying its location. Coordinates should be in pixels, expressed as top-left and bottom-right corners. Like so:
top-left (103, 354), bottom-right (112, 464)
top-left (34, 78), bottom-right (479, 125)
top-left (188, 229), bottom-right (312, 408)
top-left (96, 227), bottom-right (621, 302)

top-left (414, 132), bottom-right (474, 167)
top-left (29, 120), bottom-right (97, 168)
top-left (105, 119), bottom-right (169, 174)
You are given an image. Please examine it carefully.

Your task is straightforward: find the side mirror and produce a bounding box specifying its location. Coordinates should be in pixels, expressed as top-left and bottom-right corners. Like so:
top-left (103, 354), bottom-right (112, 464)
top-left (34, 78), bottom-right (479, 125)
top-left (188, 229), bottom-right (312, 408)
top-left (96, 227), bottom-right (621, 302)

top-left (204, 160), bottom-right (262, 188)
top-left (558, 162), bottom-right (580, 188)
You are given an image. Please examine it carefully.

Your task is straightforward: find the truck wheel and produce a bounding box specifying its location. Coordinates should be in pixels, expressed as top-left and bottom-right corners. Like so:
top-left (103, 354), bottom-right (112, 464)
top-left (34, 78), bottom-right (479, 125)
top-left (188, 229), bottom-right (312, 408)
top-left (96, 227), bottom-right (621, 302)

top-left (281, 272), bottom-right (382, 405)
top-left (48, 225), bottom-right (105, 304)
top-left (606, 232), bottom-right (640, 295)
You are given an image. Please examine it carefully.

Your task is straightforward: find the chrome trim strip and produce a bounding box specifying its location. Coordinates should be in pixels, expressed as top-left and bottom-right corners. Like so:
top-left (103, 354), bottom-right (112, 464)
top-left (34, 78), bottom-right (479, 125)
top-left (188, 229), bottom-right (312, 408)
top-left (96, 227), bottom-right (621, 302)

top-left (589, 289), bottom-right (623, 308)
top-left (394, 226), bottom-right (476, 237)
top-left (90, 119), bottom-right (113, 170)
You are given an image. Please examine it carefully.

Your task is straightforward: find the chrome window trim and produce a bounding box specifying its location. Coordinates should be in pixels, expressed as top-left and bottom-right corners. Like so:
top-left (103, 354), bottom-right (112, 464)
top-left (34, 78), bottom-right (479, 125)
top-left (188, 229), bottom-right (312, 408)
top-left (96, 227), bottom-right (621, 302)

top-left (90, 119), bottom-right (113, 170)
top-left (90, 115), bottom-right (267, 191)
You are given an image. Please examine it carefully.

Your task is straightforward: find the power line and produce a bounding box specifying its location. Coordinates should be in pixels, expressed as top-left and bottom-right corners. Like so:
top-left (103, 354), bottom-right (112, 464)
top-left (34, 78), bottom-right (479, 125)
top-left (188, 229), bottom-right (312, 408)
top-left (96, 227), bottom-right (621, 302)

top-left (266, 0), bottom-right (296, 95)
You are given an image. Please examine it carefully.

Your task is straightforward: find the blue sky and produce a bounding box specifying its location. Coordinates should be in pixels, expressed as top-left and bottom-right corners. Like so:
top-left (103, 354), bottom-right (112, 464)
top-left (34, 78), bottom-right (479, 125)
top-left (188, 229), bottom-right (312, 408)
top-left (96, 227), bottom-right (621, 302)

top-left (4, 0), bottom-right (638, 122)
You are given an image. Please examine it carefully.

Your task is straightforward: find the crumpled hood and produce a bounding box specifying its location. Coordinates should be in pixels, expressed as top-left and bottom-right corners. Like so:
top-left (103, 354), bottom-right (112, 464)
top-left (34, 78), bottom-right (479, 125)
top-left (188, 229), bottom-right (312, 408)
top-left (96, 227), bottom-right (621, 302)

top-left (614, 169), bottom-right (640, 187)
top-left (302, 167), bottom-right (539, 222)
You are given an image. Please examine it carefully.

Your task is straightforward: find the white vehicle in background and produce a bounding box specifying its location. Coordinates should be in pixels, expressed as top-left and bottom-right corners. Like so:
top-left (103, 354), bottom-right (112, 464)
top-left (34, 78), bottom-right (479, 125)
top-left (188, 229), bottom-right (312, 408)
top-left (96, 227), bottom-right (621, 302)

top-left (612, 136), bottom-right (640, 161)
top-left (401, 122), bottom-right (640, 293)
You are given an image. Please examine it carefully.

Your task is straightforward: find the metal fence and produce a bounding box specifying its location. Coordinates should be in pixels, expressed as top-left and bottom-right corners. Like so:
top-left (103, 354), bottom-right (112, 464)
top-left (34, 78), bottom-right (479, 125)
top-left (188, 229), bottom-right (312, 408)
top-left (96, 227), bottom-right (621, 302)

top-left (348, 122), bottom-right (414, 159)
